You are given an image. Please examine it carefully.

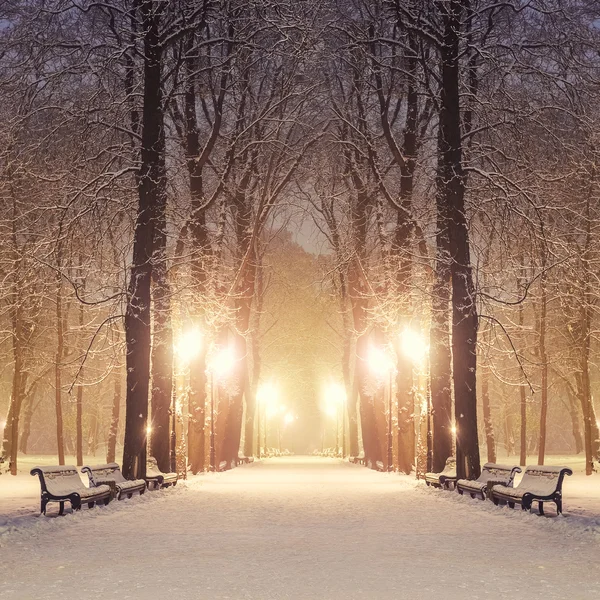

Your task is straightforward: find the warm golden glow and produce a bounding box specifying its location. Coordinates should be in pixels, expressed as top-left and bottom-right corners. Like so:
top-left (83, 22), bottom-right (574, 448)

top-left (367, 344), bottom-right (395, 377)
top-left (283, 412), bottom-right (296, 426)
top-left (176, 327), bottom-right (203, 363)
top-left (399, 328), bottom-right (428, 365)
top-left (258, 381), bottom-right (281, 419)
top-left (211, 345), bottom-right (236, 377)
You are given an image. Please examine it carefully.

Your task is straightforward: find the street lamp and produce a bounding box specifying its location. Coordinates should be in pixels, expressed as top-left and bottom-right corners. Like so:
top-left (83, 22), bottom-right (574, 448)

top-left (399, 328), bottom-right (430, 475)
top-left (257, 381), bottom-right (279, 457)
top-left (367, 344), bottom-right (395, 471)
top-left (174, 327), bottom-right (203, 473)
top-left (324, 382), bottom-right (346, 457)
top-left (209, 345), bottom-right (236, 471)
top-left (399, 328), bottom-right (428, 366)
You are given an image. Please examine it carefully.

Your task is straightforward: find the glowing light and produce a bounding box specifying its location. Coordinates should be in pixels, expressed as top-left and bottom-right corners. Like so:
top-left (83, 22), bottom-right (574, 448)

top-left (399, 328), bottom-right (428, 364)
top-left (284, 413), bottom-right (296, 426)
top-left (211, 345), bottom-right (236, 378)
top-left (258, 381), bottom-right (280, 418)
top-left (176, 327), bottom-right (203, 363)
top-left (324, 404), bottom-right (337, 419)
top-left (367, 344), bottom-right (395, 378)
top-left (327, 382), bottom-right (346, 406)
top-left (0, 420), bottom-right (5, 430)
top-left (146, 425), bottom-right (152, 436)
top-left (451, 425), bottom-right (457, 436)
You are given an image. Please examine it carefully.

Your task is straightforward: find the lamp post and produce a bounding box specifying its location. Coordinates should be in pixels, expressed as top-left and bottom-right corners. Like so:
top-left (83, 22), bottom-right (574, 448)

top-left (174, 327), bottom-right (203, 474)
top-left (399, 327), bottom-right (430, 477)
top-left (209, 345), bottom-right (236, 471)
top-left (367, 345), bottom-right (395, 471)
top-left (324, 382), bottom-right (346, 458)
top-left (257, 381), bottom-right (279, 458)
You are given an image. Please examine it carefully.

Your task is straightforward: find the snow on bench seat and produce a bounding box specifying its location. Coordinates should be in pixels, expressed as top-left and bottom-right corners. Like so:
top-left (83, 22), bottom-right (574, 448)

top-left (490, 465), bottom-right (573, 515)
top-left (81, 463), bottom-right (146, 501)
top-left (146, 456), bottom-right (178, 490)
top-left (456, 463), bottom-right (521, 500)
top-left (425, 457), bottom-right (457, 489)
top-left (30, 465), bottom-right (112, 515)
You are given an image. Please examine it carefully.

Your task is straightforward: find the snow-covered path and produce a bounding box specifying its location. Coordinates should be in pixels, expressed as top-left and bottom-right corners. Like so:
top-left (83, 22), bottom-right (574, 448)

top-left (1, 457), bottom-right (599, 599)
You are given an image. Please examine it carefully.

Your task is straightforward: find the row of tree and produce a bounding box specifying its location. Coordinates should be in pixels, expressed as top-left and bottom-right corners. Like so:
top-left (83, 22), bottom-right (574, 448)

top-left (1, 0), bottom-right (599, 479)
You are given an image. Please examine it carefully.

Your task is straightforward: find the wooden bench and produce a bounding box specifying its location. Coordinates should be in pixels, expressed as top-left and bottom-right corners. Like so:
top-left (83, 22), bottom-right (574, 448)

top-left (81, 463), bottom-right (146, 500)
top-left (456, 463), bottom-right (522, 500)
top-left (145, 457), bottom-right (178, 490)
top-left (425, 457), bottom-right (457, 489)
top-left (490, 465), bottom-right (573, 515)
top-left (236, 455), bottom-right (254, 465)
top-left (30, 465), bottom-right (112, 515)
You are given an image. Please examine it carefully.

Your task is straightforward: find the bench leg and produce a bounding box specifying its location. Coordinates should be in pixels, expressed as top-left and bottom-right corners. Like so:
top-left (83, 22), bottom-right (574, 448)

top-left (538, 502), bottom-right (544, 516)
top-left (58, 501), bottom-right (65, 516)
top-left (104, 497), bottom-right (110, 506)
top-left (556, 498), bottom-right (563, 515)
top-left (88, 502), bottom-right (95, 509)
top-left (470, 493), bottom-right (475, 499)
top-left (41, 499), bottom-right (47, 515)
top-left (492, 497), bottom-right (499, 506)
top-left (508, 501), bottom-right (515, 509)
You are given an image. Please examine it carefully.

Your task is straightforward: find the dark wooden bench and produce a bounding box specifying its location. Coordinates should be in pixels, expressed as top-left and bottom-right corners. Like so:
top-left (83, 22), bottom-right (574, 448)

top-left (425, 457), bottom-right (457, 489)
top-left (81, 463), bottom-right (146, 500)
top-left (145, 457), bottom-right (178, 490)
top-left (490, 465), bottom-right (573, 515)
top-left (456, 463), bottom-right (522, 500)
top-left (236, 455), bottom-right (254, 466)
top-left (30, 465), bottom-right (112, 515)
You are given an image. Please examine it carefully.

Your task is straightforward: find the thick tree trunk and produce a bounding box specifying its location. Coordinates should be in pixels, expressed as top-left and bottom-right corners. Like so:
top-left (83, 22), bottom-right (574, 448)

top-left (123, 1), bottom-right (165, 480)
top-left (439, 0), bottom-right (480, 480)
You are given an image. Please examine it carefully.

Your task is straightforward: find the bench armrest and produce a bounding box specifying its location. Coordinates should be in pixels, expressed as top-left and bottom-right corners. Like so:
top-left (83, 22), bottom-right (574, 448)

top-left (94, 479), bottom-right (117, 499)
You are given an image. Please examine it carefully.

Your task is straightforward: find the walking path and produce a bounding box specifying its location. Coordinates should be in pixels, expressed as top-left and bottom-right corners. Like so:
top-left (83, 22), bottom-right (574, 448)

top-left (1, 457), bottom-right (599, 599)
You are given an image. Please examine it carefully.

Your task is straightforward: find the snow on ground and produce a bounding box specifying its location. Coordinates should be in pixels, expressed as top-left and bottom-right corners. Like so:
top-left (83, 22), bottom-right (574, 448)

top-left (1, 456), bottom-right (600, 599)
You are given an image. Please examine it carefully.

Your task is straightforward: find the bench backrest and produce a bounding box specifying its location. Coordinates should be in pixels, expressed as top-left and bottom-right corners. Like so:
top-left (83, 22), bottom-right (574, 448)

top-left (30, 466), bottom-right (86, 496)
top-left (478, 463), bottom-right (521, 484)
top-left (441, 457), bottom-right (456, 475)
top-left (516, 466), bottom-right (573, 495)
top-left (81, 463), bottom-right (127, 486)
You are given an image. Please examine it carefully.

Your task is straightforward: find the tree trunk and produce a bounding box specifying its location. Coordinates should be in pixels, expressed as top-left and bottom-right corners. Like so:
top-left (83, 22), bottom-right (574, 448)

top-left (18, 390), bottom-right (35, 455)
top-left (188, 348), bottom-right (207, 473)
top-left (55, 272), bottom-right (65, 466)
top-left (481, 365), bottom-right (496, 463)
top-left (106, 373), bottom-right (121, 464)
top-left (519, 266), bottom-right (527, 467)
top-left (537, 269), bottom-right (548, 466)
top-left (430, 153), bottom-right (453, 473)
top-left (123, 1), bottom-right (165, 480)
top-left (439, 0), bottom-right (480, 480)
top-left (76, 289), bottom-right (85, 467)
top-left (150, 249), bottom-right (173, 472)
